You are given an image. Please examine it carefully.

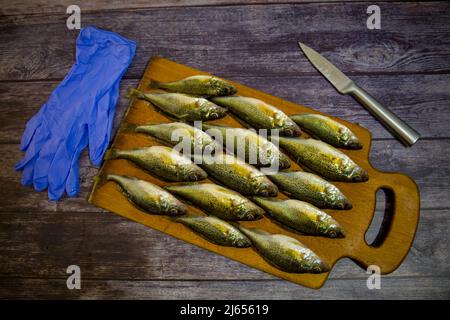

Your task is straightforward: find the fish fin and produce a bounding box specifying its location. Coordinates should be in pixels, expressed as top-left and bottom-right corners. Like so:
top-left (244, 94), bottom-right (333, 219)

top-left (272, 234), bottom-right (303, 244)
top-left (177, 113), bottom-right (195, 123)
top-left (228, 113), bottom-right (253, 130)
top-left (126, 88), bottom-right (146, 100)
top-left (265, 216), bottom-right (309, 237)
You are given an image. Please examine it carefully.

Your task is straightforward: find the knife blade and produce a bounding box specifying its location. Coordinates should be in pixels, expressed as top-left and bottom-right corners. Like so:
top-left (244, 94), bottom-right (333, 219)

top-left (298, 42), bottom-right (353, 94)
top-left (298, 42), bottom-right (420, 146)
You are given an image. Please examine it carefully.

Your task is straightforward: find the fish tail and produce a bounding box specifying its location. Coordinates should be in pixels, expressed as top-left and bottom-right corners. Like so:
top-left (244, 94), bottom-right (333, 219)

top-left (148, 79), bottom-right (164, 89)
top-left (120, 122), bottom-right (138, 133)
top-left (229, 221), bottom-right (243, 231)
top-left (201, 123), bottom-right (213, 131)
top-left (170, 215), bottom-right (187, 223)
top-left (126, 88), bottom-right (147, 100)
top-left (94, 173), bottom-right (117, 188)
top-left (104, 173), bottom-right (133, 186)
top-left (163, 185), bottom-right (181, 194)
top-left (104, 149), bottom-right (120, 160)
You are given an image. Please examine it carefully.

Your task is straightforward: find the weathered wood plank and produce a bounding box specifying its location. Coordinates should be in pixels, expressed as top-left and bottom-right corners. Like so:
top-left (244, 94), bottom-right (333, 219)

top-left (2, 138), bottom-right (449, 212)
top-left (0, 277), bottom-right (448, 299)
top-left (0, 209), bottom-right (447, 281)
top-left (1, 73), bottom-right (449, 143)
top-left (1, 2), bottom-right (449, 81)
top-left (0, 0), bottom-right (380, 16)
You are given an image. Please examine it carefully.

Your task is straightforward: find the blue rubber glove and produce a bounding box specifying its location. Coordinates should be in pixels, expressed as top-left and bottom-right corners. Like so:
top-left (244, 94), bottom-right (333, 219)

top-left (16, 26), bottom-right (136, 200)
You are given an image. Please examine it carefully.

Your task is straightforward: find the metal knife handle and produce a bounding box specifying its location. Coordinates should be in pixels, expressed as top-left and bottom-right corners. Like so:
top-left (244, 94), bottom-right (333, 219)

top-left (347, 83), bottom-right (420, 146)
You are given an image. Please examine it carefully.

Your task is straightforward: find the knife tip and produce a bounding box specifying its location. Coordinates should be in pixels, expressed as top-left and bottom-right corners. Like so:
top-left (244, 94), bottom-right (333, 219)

top-left (297, 42), bottom-right (309, 53)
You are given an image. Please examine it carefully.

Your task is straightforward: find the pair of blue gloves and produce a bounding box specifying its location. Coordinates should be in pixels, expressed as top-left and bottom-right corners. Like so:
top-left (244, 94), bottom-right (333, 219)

top-left (15, 26), bottom-right (136, 200)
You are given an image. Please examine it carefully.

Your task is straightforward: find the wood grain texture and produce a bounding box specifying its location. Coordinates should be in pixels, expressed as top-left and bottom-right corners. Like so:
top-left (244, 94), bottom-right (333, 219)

top-left (0, 209), bottom-right (447, 281)
top-left (1, 2), bottom-right (450, 81)
top-left (1, 277), bottom-right (449, 300)
top-left (87, 57), bottom-right (420, 289)
top-left (0, 0), bottom-right (379, 16)
top-left (1, 0), bottom-right (449, 299)
top-left (2, 73), bottom-right (450, 143)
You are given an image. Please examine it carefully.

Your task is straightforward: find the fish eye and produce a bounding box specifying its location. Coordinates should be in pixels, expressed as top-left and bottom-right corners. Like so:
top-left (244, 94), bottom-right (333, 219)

top-left (329, 230), bottom-right (337, 238)
top-left (169, 208), bottom-right (179, 215)
top-left (313, 266), bottom-right (322, 273)
top-left (284, 129), bottom-right (293, 136)
top-left (238, 240), bottom-right (249, 247)
top-left (188, 173), bottom-right (198, 181)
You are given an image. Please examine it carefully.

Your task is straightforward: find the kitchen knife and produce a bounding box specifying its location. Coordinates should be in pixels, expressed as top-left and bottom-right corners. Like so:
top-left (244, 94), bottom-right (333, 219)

top-left (298, 42), bottom-right (420, 146)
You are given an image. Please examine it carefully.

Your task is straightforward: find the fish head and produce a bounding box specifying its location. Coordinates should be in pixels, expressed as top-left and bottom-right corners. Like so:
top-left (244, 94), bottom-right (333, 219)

top-left (344, 135), bottom-right (362, 149)
top-left (234, 236), bottom-right (252, 248)
top-left (253, 179), bottom-right (278, 197)
top-left (349, 166), bottom-right (369, 182)
top-left (210, 78), bottom-right (237, 96)
top-left (308, 258), bottom-right (330, 274)
top-left (325, 186), bottom-right (352, 210)
top-left (316, 214), bottom-right (346, 238)
top-left (195, 170), bottom-right (208, 181)
top-left (279, 121), bottom-right (302, 137)
top-left (232, 203), bottom-right (264, 221)
top-left (179, 166), bottom-right (207, 181)
top-left (278, 155), bottom-right (291, 170)
top-left (323, 222), bottom-right (346, 238)
top-left (166, 204), bottom-right (187, 216)
top-left (160, 197), bottom-right (187, 216)
top-left (339, 128), bottom-right (362, 149)
top-left (197, 99), bottom-right (227, 120)
top-left (187, 170), bottom-right (207, 181)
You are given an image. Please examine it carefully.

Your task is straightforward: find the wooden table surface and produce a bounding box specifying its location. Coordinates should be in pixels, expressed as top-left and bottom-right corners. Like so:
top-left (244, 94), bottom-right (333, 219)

top-left (1, 0), bottom-right (449, 299)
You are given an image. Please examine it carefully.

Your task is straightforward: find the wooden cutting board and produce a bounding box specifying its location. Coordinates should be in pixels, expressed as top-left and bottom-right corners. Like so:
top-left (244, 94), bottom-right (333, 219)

top-left (88, 57), bottom-right (420, 289)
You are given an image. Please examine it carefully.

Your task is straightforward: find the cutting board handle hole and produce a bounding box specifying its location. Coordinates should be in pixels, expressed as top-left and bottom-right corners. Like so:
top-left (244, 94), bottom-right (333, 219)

top-left (365, 188), bottom-right (395, 247)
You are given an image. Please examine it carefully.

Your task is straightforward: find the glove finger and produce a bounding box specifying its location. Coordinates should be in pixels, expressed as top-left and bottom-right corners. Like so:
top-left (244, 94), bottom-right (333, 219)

top-left (20, 158), bottom-right (36, 186)
top-left (88, 81), bottom-right (119, 166)
top-left (66, 129), bottom-right (88, 197)
top-left (47, 124), bottom-right (86, 201)
top-left (20, 105), bottom-right (47, 151)
top-left (32, 134), bottom-right (63, 191)
top-left (16, 123), bottom-right (50, 171)
top-left (87, 93), bottom-right (102, 163)
top-left (101, 92), bottom-right (118, 161)
top-left (103, 82), bottom-right (120, 148)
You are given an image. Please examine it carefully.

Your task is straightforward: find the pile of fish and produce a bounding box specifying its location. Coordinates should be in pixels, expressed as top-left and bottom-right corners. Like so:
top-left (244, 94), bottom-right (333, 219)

top-left (103, 75), bottom-right (368, 275)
